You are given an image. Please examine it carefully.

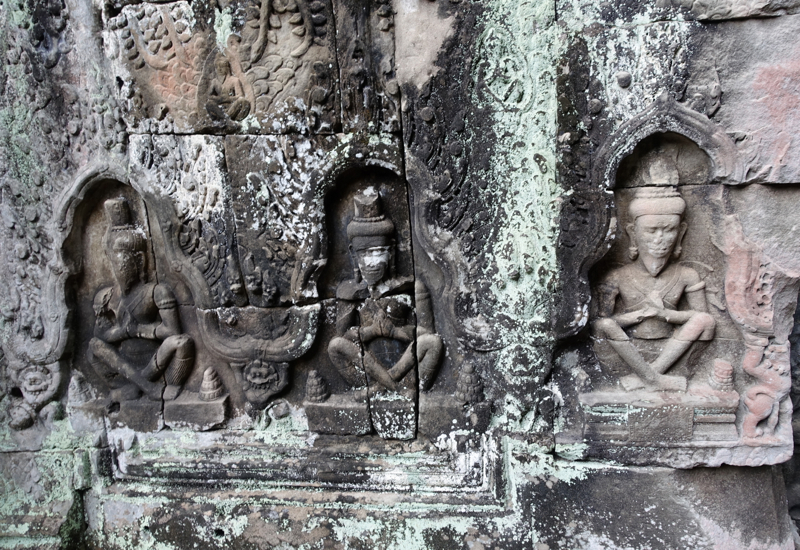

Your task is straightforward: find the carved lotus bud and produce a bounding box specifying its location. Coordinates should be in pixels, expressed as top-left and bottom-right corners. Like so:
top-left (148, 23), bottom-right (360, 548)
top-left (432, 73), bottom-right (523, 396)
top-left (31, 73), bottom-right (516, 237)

top-left (305, 370), bottom-right (329, 403)
top-left (199, 368), bottom-right (224, 401)
top-left (67, 372), bottom-right (94, 406)
top-left (708, 359), bottom-right (735, 393)
top-left (455, 363), bottom-right (484, 405)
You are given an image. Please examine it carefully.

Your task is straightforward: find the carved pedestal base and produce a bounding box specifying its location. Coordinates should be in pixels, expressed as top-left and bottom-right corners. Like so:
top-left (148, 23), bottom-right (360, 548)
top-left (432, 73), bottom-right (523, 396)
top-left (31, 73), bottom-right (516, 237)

top-left (110, 399), bottom-right (163, 432)
top-left (418, 394), bottom-right (491, 439)
top-left (567, 382), bottom-right (795, 467)
top-left (164, 392), bottom-right (228, 431)
top-left (370, 392), bottom-right (416, 440)
top-left (580, 382), bottom-right (739, 444)
top-left (305, 391), bottom-right (371, 436)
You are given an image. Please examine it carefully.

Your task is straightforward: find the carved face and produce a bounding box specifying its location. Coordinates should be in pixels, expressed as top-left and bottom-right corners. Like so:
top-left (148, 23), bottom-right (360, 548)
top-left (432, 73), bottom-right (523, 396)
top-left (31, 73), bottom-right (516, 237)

top-left (215, 58), bottom-right (231, 78)
top-left (19, 366), bottom-right (51, 396)
top-left (244, 360), bottom-right (279, 390)
top-left (354, 245), bottom-right (391, 286)
top-left (633, 214), bottom-right (682, 261)
top-left (109, 247), bottom-right (141, 293)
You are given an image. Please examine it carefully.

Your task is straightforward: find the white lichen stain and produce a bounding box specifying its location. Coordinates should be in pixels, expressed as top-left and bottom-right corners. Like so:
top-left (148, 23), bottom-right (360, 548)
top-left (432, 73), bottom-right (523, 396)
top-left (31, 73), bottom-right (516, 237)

top-left (470, 0), bottom-right (560, 351)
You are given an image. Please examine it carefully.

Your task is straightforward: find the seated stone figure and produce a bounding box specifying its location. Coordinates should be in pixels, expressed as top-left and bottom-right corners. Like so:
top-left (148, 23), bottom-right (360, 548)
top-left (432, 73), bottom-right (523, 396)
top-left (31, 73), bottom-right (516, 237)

top-left (207, 56), bottom-right (250, 122)
top-left (88, 198), bottom-right (195, 402)
top-left (328, 191), bottom-right (443, 392)
top-left (593, 186), bottom-right (715, 392)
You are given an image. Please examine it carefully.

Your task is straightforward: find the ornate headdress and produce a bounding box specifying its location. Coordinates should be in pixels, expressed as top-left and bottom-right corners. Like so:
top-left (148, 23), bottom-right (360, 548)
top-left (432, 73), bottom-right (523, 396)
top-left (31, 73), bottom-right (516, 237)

top-left (346, 192), bottom-right (394, 241)
top-left (628, 186), bottom-right (686, 220)
top-left (103, 198), bottom-right (146, 253)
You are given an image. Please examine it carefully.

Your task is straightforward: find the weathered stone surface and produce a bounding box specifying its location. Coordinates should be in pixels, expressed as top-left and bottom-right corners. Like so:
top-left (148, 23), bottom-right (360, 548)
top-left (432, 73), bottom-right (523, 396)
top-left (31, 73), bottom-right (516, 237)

top-left (2, 0), bottom-right (800, 546)
top-left (163, 391), bottom-right (228, 431)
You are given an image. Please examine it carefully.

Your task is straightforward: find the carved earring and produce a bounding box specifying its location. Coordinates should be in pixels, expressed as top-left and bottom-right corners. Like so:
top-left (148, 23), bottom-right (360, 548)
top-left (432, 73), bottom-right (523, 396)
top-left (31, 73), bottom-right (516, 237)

top-left (625, 223), bottom-right (638, 260)
top-left (348, 245), bottom-right (360, 282)
top-left (673, 222), bottom-right (688, 260)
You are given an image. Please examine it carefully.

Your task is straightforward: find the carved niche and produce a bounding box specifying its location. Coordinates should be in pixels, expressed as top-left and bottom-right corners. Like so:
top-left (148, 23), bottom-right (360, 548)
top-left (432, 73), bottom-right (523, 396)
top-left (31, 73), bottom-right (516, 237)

top-left (66, 181), bottom-right (224, 432)
top-left (295, 170), bottom-right (451, 441)
top-left (555, 122), bottom-right (797, 468)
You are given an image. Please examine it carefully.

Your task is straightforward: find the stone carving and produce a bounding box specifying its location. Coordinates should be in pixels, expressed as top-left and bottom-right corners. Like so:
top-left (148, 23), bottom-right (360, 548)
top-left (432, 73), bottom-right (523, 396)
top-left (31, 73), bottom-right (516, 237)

top-left (309, 190), bottom-right (443, 440)
top-left (328, 191), bottom-right (417, 439)
top-left (207, 56), bottom-right (251, 122)
top-left (104, 0), bottom-right (338, 133)
top-left (334, 0), bottom-right (400, 133)
top-left (164, 367), bottom-right (229, 431)
top-left (199, 368), bottom-right (225, 401)
top-left (741, 343), bottom-right (791, 443)
top-left (716, 216), bottom-right (798, 448)
top-left (454, 362), bottom-right (484, 405)
top-left (305, 370), bottom-right (329, 402)
top-left (87, 198), bottom-right (195, 403)
top-left (236, 358), bottom-right (290, 411)
top-left (130, 135), bottom-right (245, 309)
top-left (593, 183), bottom-right (715, 392)
top-left (5, 355), bottom-right (63, 431)
top-left (105, 2), bottom-right (202, 132)
top-left (555, 124), bottom-right (800, 467)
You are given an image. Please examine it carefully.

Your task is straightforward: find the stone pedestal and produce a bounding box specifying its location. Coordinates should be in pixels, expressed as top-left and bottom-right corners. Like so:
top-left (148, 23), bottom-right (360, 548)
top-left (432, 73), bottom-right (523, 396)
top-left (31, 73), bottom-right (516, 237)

top-left (110, 399), bottom-right (163, 432)
top-left (580, 383), bottom-right (740, 445)
top-left (164, 392), bottom-right (228, 431)
top-left (304, 392), bottom-right (372, 436)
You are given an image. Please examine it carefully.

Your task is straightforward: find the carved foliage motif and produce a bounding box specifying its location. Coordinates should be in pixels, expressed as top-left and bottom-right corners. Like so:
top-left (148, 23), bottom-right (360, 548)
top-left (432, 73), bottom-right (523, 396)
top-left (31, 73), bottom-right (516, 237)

top-left (103, 0), bottom-right (338, 133)
top-left (225, 136), bottom-right (331, 306)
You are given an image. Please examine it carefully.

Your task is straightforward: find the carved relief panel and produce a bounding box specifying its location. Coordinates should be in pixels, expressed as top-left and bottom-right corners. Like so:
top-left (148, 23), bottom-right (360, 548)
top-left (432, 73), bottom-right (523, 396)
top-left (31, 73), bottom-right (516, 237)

top-left (555, 126), bottom-right (798, 467)
top-left (102, 0), bottom-right (339, 134)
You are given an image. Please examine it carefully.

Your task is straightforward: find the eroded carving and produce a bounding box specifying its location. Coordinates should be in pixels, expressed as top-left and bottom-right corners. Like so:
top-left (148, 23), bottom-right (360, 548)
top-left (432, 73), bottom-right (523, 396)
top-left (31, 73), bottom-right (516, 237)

top-left (327, 191), bottom-right (417, 439)
top-left (309, 190), bottom-right (444, 440)
top-left (716, 216), bottom-right (799, 448)
top-left (88, 198), bottom-right (195, 403)
top-left (105, 0), bottom-right (338, 133)
top-left (5, 355), bottom-right (63, 431)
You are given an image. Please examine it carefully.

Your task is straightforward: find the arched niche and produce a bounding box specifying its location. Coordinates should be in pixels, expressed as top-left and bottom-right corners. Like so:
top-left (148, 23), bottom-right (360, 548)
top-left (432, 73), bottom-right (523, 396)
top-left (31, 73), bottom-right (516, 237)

top-left (288, 163), bottom-right (414, 402)
top-left (555, 95), bottom-right (743, 340)
top-left (61, 178), bottom-right (157, 394)
top-left (593, 93), bottom-right (743, 190)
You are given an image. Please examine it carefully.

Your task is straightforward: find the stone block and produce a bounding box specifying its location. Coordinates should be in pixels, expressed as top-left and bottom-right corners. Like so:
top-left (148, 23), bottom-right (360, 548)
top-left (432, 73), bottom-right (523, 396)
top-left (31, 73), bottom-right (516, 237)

top-left (304, 392), bottom-right (371, 436)
top-left (370, 392), bottom-right (416, 440)
top-left (418, 394), bottom-right (491, 438)
top-left (109, 399), bottom-right (162, 433)
top-left (164, 392), bottom-right (228, 431)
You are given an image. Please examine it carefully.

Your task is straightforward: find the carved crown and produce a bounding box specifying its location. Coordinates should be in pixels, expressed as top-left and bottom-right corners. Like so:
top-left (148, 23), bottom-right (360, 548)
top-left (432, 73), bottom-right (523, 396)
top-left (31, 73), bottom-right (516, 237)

top-left (628, 186), bottom-right (686, 219)
top-left (104, 198), bottom-right (133, 228)
top-left (104, 198), bottom-right (146, 252)
top-left (347, 192), bottom-right (394, 239)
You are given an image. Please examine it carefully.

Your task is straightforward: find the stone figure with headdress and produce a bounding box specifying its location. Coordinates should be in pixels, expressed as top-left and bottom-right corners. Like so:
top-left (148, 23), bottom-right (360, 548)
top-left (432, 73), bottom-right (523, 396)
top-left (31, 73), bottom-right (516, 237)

top-left (326, 190), bottom-right (442, 438)
top-left (592, 161), bottom-right (715, 392)
top-left (88, 198), bottom-right (195, 403)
